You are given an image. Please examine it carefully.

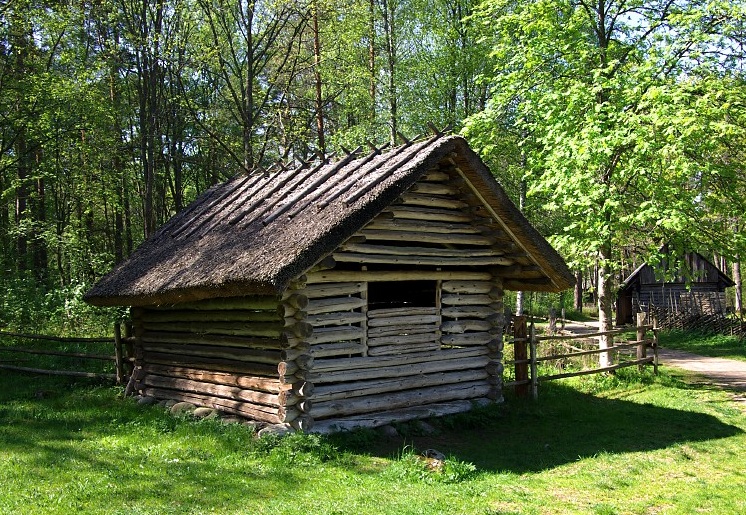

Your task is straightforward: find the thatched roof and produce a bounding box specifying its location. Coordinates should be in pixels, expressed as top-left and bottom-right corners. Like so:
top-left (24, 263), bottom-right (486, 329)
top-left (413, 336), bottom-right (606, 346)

top-left (85, 135), bottom-right (573, 306)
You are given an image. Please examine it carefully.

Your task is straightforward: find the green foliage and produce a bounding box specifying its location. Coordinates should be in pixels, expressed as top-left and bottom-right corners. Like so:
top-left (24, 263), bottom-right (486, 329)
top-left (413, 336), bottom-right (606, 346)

top-left (384, 447), bottom-right (478, 484)
top-left (0, 275), bottom-right (118, 335)
top-left (253, 431), bottom-right (340, 465)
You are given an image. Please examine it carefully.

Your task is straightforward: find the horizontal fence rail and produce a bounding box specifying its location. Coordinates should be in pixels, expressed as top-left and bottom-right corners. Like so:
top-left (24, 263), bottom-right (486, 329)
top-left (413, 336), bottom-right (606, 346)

top-left (0, 325), bottom-right (134, 384)
top-left (506, 313), bottom-right (658, 399)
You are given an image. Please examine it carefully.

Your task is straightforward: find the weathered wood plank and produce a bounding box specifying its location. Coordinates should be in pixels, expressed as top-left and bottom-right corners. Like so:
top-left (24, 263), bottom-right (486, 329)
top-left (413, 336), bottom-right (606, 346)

top-left (408, 182), bottom-right (460, 196)
top-left (149, 296), bottom-right (280, 311)
top-left (311, 380), bottom-right (492, 419)
top-left (305, 297), bottom-right (366, 315)
top-left (140, 350), bottom-right (282, 377)
top-left (367, 307), bottom-right (438, 318)
top-left (312, 369), bottom-right (488, 402)
top-left (441, 294), bottom-right (495, 306)
top-left (367, 324), bottom-right (439, 337)
top-left (140, 341), bottom-right (283, 365)
top-left (310, 399), bottom-right (489, 433)
top-left (306, 312), bottom-right (367, 327)
top-left (363, 218), bottom-right (483, 235)
top-left (139, 331), bottom-right (289, 350)
top-left (308, 341), bottom-right (366, 358)
top-left (306, 270), bottom-right (492, 284)
top-left (440, 332), bottom-right (495, 346)
top-left (398, 193), bottom-right (469, 210)
top-left (302, 282), bottom-right (366, 299)
top-left (141, 374), bottom-right (285, 407)
top-left (309, 354), bottom-right (490, 384)
top-left (383, 206), bottom-right (472, 223)
top-left (312, 346), bottom-right (488, 373)
top-left (339, 243), bottom-right (499, 258)
top-left (333, 253), bottom-right (513, 266)
top-left (142, 363), bottom-right (288, 393)
top-left (440, 320), bottom-right (493, 333)
top-left (367, 315), bottom-right (441, 327)
top-left (441, 281), bottom-right (494, 294)
top-left (359, 229), bottom-right (495, 246)
top-left (306, 326), bottom-right (365, 344)
top-left (367, 332), bottom-right (439, 347)
top-left (141, 309), bottom-right (281, 323)
top-left (442, 306), bottom-right (497, 318)
top-left (143, 321), bottom-right (285, 338)
top-left (367, 341), bottom-right (441, 356)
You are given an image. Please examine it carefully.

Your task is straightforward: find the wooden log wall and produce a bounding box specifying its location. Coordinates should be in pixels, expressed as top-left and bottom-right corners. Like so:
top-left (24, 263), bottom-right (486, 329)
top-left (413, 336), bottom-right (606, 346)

top-left (130, 294), bottom-right (314, 430)
top-left (634, 287), bottom-right (727, 316)
top-left (296, 158), bottom-right (517, 425)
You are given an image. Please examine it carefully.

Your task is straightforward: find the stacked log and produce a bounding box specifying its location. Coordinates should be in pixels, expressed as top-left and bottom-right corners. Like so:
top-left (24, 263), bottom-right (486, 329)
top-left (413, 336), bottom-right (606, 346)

top-left (299, 281), bottom-right (367, 358)
top-left (131, 294), bottom-right (313, 428)
top-left (366, 307), bottom-right (440, 356)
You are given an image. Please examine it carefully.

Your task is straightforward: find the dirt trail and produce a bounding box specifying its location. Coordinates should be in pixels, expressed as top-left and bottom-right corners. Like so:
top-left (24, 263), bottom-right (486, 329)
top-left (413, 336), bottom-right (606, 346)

top-left (655, 348), bottom-right (746, 394)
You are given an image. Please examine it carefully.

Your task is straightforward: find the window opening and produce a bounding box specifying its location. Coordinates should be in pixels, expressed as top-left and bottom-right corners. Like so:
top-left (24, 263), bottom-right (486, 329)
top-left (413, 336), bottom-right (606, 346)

top-left (367, 280), bottom-right (436, 310)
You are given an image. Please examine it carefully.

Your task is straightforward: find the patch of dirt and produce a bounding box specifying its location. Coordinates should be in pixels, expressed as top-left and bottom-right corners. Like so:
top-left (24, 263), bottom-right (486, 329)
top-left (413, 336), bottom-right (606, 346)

top-left (656, 348), bottom-right (746, 405)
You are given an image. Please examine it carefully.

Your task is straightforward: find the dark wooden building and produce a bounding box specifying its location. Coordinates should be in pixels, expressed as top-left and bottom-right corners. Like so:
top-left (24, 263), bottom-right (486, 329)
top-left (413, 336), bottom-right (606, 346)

top-left (616, 251), bottom-right (734, 326)
top-left (85, 135), bottom-right (573, 433)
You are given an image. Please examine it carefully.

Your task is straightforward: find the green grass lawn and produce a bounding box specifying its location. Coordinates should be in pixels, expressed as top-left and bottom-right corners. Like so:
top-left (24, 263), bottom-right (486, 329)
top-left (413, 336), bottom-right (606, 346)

top-left (659, 330), bottom-right (746, 361)
top-left (1, 366), bottom-right (744, 514)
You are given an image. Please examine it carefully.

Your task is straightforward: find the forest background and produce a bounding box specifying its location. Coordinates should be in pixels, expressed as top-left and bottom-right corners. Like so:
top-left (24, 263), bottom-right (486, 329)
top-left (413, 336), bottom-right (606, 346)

top-left (1, 0), bottom-right (745, 335)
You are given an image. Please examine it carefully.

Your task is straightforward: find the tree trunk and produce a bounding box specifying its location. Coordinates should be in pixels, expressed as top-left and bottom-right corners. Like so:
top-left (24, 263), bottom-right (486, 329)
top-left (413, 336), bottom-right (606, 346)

top-left (32, 174), bottom-right (47, 281)
top-left (515, 149), bottom-right (527, 316)
top-left (381, 0), bottom-right (397, 145)
top-left (733, 258), bottom-right (742, 317)
top-left (244, 1), bottom-right (255, 171)
top-left (574, 270), bottom-right (583, 312)
top-left (312, 3), bottom-right (326, 157)
top-left (368, 0), bottom-right (376, 121)
top-left (597, 247), bottom-right (613, 368)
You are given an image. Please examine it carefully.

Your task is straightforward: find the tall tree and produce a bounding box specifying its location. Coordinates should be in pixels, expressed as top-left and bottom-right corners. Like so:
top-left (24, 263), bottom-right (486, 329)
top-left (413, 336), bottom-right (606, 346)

top-left (467, 0), bottom-right (746, 362)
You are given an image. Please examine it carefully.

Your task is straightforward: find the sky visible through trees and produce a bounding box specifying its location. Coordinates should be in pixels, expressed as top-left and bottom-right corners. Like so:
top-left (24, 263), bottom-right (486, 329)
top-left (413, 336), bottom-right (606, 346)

top-left (0, 0), bottom-right (744, 331)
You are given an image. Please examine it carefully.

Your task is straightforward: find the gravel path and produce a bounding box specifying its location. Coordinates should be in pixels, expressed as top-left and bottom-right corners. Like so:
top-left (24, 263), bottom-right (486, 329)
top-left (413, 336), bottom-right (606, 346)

top-left (656, 348), bottom-right (746, 394)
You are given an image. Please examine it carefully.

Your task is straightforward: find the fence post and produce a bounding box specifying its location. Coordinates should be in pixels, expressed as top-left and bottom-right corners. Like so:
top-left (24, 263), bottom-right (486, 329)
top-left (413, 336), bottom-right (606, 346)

top-left (513, 315), bottom-right (528, 398)
top-left (530, 323), bottom-right (538, 401)
top-left (652, 328), bottom-right (659, 375)
top-left (548, 308), bottom-right (557, 335)
top-left (636, 312), bottom-right (647, 372)
top-left (114, 323), bottom-right (124, 385)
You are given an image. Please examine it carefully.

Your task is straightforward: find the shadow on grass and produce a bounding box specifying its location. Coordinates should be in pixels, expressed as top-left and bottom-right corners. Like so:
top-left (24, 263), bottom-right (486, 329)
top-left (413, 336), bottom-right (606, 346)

top-left (331, 381), bottom-right (744, 474)
top-left (0, 373), bottom-right (306, 512)
top-left (2, 371), bottom-right (743, 491)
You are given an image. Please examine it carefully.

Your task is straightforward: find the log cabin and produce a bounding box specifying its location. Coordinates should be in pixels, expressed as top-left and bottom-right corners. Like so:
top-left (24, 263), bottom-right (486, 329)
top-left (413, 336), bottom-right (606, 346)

top-left (616, 250), bottom-right (734, 325)
top-left (85, 135), bottom-right (573, 433)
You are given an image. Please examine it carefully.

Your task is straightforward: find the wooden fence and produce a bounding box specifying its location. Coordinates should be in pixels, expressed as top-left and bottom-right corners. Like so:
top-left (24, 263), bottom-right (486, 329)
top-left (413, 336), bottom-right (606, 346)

top-left (505, 313), bottom-right (658, 399)
top-left (0, 324), bottom-right (134, 384)
top-left (650, 306), bottom-right (746, 339)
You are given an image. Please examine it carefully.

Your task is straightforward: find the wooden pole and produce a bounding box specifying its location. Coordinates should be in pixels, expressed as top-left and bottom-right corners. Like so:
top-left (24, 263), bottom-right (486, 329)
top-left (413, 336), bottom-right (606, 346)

top-left (513, 315), bottom-right (528, 398)
top-left (636, 312), bottom-right (646, 372)
top-left (530, 323), bottom-right (538, 401)
top-left (114, 323), bottom-right (124, 385)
